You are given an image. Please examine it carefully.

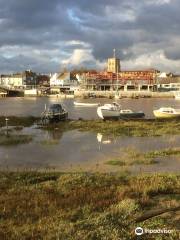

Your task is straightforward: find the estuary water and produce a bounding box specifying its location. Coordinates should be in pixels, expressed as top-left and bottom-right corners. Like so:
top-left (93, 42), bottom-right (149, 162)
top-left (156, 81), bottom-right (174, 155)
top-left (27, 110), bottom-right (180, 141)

top-left (0, 97), bottom-right (179, 173)
top-left (0, 126), bottom-right (179, 173)
top-left (0, 96), bottom-right (180, 119)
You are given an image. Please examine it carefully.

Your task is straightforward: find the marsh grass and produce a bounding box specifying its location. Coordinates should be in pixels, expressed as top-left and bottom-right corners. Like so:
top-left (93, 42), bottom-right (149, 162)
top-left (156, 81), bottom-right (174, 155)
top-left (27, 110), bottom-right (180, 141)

top-left (1, 117), bottom-right (180, 137)
top-left (40, 139), bottom-right (59, 145)
top-left (0, 133), bottom-right (33, 145)
top-left (0, 172), bottom-right (179, 239)
top-left (50, 119), bottom-right (180, 137)
top-left (106, 147), bottom-right (180, 166)
top-left (0, 116), bottom-right (39, 127)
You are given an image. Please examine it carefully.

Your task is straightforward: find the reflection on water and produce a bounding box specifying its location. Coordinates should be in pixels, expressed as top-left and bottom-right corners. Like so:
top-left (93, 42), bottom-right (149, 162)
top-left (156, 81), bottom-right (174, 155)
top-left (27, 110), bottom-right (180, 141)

top-left (0, 97), bottom-right (180, 119)
top-left (97, 133), bottom-right (112, 144)
top-left (0, 126), bottom-right (179, 173)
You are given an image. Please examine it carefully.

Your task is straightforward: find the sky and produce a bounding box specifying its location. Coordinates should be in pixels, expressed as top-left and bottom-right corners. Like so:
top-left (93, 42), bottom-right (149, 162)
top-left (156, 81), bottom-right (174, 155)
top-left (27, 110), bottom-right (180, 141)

top-left (1, 0), bottom-right (180, 73)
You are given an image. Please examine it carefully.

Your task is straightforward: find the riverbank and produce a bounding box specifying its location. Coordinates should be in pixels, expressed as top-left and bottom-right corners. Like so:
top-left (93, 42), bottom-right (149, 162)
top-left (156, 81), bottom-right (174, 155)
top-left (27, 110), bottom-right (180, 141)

top-left (44, 119), bottom-right (180, 137)
top-left (74, 90), bottom-right (175, 98)
top-left (1, 117), bottom-right (180, 137)
top-left (0, 171), bottom-right (179, 239)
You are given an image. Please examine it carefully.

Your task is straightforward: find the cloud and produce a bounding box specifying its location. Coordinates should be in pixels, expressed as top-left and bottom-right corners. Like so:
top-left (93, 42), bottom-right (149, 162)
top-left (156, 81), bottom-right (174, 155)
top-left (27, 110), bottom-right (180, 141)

top-left (0, 0), bottom-right (180, 73)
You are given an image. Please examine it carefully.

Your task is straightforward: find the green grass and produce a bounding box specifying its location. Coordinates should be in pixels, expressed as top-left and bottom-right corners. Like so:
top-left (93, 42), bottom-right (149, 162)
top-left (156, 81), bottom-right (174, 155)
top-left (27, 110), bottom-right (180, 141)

top-left (0, 172), bottom-right (179, 239)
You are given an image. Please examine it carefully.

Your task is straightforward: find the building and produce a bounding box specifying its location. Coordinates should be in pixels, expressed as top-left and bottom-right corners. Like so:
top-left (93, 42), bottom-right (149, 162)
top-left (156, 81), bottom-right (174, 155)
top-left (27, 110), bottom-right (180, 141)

top-left (107, 50), bottom-right (121, 73)
top-left (36, 74), bottom-right (50, 86)
top-left (50, 72), bottom-right (78, 93)
top-left (83, 69), bottom-right (158, 91)
top-left (0, 70), bottom-right (37, 88)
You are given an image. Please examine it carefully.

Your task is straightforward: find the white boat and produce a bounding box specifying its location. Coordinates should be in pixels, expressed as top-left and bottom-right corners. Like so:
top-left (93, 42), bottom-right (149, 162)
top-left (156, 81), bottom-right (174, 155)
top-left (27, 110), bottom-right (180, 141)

top-left (97, 102), bottom-right (145, 120)
top-left (153, 107), bottom-right (180, 118)
top-left (74, 101), bottom-right (99, 107)
top-left (97, 102), bottom-right (121, 119)
top-left (174, 91), bottom-right (180, 100)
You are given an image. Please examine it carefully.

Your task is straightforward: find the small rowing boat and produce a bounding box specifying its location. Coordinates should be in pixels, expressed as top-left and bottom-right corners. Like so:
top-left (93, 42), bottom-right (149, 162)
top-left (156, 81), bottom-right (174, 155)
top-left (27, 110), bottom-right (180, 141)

top-left (74, 102), bottom-right (99, 107)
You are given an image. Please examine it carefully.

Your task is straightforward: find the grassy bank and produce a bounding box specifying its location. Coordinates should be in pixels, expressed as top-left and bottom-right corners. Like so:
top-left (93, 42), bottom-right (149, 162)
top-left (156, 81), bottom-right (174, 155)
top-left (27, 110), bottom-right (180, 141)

top-left (43, 119), bottom-right (180, 137)
top-left (0, 172), bottom-right (179, 239)
top-left (1, 117), bottom-right (180, 137)
top-left (68, 119), bottom-right (180, 137)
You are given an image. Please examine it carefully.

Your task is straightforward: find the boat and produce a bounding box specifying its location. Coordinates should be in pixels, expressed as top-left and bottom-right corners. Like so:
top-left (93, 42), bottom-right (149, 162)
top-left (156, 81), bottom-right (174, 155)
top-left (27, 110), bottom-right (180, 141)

top-left (74, 101), bottom-right (99, 107)
top-left (97, 102), bottom-right (121, 120)
top-left (119, 109), bottom-right (145, 119)
top-left (153, 107), bottom-right (180, 118)
top-left (41, 104), bottom-right (68, 123)
top-left (174, 91), bottom-right (180, 100)
top-left (97, 102), bottom-right (145, 120)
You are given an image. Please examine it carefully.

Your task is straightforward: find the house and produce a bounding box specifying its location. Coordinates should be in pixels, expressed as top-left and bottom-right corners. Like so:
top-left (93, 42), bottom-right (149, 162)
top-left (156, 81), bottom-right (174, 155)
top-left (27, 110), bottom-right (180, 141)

top-left (50, 72), bottom-right (78, 93)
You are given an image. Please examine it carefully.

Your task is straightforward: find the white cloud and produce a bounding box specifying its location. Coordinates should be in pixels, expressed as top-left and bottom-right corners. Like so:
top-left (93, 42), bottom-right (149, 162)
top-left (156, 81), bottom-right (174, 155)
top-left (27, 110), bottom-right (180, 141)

top-left (122, 50), bottom-right (180, 73)
top-left (62, 48), bottom-right (105, 69)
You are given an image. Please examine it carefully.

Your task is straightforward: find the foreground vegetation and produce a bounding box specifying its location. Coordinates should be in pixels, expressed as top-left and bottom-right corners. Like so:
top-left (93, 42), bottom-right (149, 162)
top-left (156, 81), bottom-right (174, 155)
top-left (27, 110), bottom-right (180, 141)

top-left (0, 172), bottom-right (179, 239)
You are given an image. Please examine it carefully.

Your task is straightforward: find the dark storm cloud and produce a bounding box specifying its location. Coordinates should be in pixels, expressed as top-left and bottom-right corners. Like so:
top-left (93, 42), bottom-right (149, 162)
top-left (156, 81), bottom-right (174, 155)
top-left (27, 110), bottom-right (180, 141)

top-left (0, 0), bottom-right (180, 73)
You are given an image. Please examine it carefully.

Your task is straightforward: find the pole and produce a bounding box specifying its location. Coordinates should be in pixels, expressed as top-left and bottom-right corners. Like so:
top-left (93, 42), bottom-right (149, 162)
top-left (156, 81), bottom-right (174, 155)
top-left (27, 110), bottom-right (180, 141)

top-left (5, 118), bottom-right (9, 136)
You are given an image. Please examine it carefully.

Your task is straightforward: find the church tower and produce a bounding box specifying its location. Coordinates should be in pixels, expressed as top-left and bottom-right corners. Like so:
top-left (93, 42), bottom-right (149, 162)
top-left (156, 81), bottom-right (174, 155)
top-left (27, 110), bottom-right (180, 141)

top-left (107, 49), bottom-right (121, 73)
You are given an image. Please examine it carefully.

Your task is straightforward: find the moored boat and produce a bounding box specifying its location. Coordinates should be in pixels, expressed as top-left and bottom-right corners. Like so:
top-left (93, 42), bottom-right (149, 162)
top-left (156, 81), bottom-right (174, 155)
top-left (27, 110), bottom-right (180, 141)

top-left (74, 101), bottom-right (99, 107)
top-left (97, 102), bottom-right (120, 120)
top-left (153, 107), bottom-right (180, 118)
top-left (119, 109), bottom-right (145, 119)
top-left (41, 103), bottom-right (68, 123)
top-left (97, 102), bottom-right (145, 120)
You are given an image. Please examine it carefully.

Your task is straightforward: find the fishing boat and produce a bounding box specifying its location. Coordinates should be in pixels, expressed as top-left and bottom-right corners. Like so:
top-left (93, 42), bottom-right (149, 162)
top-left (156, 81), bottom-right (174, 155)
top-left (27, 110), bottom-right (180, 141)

top-left (97, 102), bottom-right (145, 120)
top-left (153, 107), bottom-right (180, 118)
top-left (74, 101), bottom-right (99, 107)
top-left (41, 104), bottom-right (68, 123)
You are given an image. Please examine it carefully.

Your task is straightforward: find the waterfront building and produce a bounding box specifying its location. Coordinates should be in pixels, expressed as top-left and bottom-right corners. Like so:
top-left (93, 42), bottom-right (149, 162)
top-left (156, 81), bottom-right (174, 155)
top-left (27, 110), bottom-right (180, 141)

top-left (83, 69), bottom-right (158, 91)
top-left (0, 70), bottom-right (37, 88)
top-left (50, 72), bottom-right (78, 93)
top-left (36, 74), bottom-right (50, 87)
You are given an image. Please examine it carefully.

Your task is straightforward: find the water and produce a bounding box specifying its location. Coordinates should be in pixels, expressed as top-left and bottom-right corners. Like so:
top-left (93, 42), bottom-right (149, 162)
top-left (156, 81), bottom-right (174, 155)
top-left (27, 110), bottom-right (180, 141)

top-left (0, 96), bottom-right (180, 119)
top-left (0, 127), bottom-right (179, 173)
top-left (0, 97), bottom-right (179, 173)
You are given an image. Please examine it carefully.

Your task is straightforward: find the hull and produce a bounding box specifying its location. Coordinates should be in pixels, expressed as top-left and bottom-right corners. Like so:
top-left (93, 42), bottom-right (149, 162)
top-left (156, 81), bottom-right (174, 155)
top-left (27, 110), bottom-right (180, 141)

top-left (153, 110), bottom-right (180, 118)
top-left (119, 112), bottom-right (145, 119)
top-left (74, 102), bottom-right (99, 107)
top-left (97, 107), bottom-right (120, 120)
top-left (97, 107), bottom-right (145, 120)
